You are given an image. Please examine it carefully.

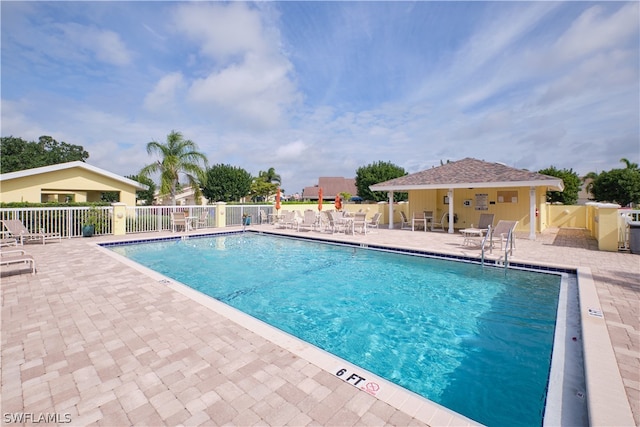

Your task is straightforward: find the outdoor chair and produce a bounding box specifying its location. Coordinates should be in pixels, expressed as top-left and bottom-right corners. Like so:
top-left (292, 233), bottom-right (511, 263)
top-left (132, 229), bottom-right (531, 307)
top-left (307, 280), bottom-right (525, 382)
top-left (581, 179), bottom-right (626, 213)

top-left (352, 212), bottom-right (368, 234)
top-left (1, 219), bottom-right (61, 245)
top-left (412, 211), bottom-right (432, 232)
top-left (276, 211), bottom-right (296, 229)
top-left (399, 211), bottom-right (411, 230)
top-left (297, 210), bottom-right (319, 232)
top-left (326, 211), bottom-right (346, 234)
top-left (196, 211), bottom-right (209, 229)
top-left (490, 220), bottom-right (519, 254)
top-left (431, 212), bottom-right (448, 232)
top-left (475, 213), bottom-right (495, 231)
top-left (258, 209), bottom-right (269, 225)
top-left (0, 238), bottom-right (17, 248)
top-left (1, 249), bottom-right (36, 275)
top-left (367, 213), bottom-right (381, 231)
top-left (171, 212), bottom-right (188, 232)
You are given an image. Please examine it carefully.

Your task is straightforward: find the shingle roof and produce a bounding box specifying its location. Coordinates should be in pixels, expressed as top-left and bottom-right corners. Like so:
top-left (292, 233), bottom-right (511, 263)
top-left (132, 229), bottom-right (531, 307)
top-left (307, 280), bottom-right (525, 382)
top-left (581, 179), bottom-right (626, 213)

top-left (370, 158), bottom-right (564, 191)
top-left (302, 177), bottom-right (357, 199)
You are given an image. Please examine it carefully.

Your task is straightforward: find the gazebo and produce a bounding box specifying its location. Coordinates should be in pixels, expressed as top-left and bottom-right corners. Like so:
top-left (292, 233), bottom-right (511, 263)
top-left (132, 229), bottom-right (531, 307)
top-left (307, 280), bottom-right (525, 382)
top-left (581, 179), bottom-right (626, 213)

top-left (369, 158), bottom-right (564, 240)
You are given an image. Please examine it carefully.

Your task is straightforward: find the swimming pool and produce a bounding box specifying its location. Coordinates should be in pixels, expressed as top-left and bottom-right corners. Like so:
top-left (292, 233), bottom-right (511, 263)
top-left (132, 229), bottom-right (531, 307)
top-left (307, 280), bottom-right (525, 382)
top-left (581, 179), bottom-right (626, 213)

top-left (109, 232), bottom-right (564, 426)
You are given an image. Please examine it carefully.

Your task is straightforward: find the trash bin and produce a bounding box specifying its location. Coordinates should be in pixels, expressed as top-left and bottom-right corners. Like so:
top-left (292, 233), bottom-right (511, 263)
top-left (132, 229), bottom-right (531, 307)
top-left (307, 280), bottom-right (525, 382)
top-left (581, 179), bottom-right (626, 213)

top-left (629, 222), bottom-right (640, 254)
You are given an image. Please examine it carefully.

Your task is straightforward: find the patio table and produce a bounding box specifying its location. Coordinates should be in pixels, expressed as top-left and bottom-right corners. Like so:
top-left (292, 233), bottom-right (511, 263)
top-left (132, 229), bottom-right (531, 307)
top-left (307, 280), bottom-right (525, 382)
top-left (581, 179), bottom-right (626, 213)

top-left (460, 228), bottom-right (485, 246)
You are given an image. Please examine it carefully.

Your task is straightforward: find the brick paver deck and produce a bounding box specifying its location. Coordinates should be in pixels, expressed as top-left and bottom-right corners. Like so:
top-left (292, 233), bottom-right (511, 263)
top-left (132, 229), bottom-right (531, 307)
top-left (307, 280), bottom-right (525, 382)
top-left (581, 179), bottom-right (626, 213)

top-left (2, 226), bottom-right (638, 426)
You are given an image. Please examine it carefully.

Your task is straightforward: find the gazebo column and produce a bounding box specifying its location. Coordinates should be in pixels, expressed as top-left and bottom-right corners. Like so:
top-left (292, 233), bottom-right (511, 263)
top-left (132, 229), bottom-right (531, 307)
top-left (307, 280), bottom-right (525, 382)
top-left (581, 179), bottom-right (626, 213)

top-left (388, 191), bottom-right (394, 229)
top-left (448, 188), bottom-right (454, 234)
top-left (529, 187), bottom-right (536, 240)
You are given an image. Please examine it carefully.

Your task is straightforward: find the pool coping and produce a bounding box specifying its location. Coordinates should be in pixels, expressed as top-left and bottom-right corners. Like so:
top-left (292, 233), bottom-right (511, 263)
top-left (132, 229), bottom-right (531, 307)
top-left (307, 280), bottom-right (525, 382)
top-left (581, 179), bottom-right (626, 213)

top-left (96, 229), bottom-right (634, 426)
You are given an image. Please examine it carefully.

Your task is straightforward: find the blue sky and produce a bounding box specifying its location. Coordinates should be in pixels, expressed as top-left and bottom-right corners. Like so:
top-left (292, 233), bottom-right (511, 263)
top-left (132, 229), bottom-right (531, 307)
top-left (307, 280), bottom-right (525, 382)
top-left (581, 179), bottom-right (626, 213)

top-left (2, 1), bottom-right (638, 195)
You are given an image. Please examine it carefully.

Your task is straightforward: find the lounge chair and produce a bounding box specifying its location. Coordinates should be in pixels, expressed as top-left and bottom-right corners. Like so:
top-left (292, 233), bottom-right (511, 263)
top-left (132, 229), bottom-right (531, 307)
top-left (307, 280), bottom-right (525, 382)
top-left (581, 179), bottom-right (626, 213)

top-left (171, 212), bottom-right (188, 232)
top-left (490, 220), bottom-right (518, 254)
top-left (0, 238), bottom-right (17, 247)
top-left (276, 210), bottom-right (296, 229)
top-left (326, 211), bottom-right (346, 234)
top-left (431, 212), bottom-right (448, 232)
top-left (1, 219), bottom-right (61, 245)
top-left (297, 210), bottom-right (319, 232)
top-left (1, 249), bottom-right (36, 275)
top-left (399, 211), bottom-right (411, 230)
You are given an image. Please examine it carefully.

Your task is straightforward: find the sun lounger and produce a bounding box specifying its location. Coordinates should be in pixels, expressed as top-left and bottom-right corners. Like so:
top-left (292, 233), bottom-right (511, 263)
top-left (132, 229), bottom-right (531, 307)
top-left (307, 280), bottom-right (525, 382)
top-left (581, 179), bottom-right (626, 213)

top-left (0, 238), bottom-right (17, 247)
top-left (1, 219), bottom-right (61, 245)
top-left (297, 210), bottom-right (319, 232)
top-left (1, 249), bottom-right (36, 275)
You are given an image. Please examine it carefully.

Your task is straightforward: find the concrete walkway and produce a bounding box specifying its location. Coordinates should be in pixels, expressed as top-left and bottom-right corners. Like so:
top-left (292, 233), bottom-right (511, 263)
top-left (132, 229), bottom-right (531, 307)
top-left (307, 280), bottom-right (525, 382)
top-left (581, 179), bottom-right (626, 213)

top-left (1, 226), bottom-right (638, 426)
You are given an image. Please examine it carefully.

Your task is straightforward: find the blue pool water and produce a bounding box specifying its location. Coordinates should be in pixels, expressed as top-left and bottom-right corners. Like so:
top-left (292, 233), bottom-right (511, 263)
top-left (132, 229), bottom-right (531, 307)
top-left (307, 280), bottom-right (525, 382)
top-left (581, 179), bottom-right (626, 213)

top-left (110, 233), bottom-right (561, 426)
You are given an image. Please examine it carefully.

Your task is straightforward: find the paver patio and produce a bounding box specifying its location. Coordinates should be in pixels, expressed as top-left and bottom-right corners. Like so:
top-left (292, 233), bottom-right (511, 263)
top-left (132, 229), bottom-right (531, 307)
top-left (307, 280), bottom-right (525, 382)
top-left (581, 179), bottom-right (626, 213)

top-left (1, 225), bottom-right (638, 426)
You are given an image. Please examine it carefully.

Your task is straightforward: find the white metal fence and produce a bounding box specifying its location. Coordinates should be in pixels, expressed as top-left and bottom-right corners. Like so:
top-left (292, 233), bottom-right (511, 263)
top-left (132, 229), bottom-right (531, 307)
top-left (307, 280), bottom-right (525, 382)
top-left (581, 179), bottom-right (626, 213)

top-left (0, 204), bottom-right (276, 238)
top-left (0, 206), bottom-right (113, 238)
top-left (125, 206), bottom-right (216, 234)
top-left (224, 205), bottom-right (275, 226)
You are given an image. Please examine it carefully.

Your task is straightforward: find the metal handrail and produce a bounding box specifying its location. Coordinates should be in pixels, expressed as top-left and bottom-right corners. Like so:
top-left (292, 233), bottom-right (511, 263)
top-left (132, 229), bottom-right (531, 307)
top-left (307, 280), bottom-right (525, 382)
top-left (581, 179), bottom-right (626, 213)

top-left (503, 227), bottom-right (516, 269)
top-left (481, 225), bottom-right (491, 266)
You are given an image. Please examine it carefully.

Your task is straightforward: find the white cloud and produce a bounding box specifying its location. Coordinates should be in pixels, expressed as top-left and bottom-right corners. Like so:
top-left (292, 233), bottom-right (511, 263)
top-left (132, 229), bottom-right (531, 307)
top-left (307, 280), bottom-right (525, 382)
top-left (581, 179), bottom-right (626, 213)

top-left (143, 72), bottom-right (185, 112)
top-left (551, 3), bottom-right (639, 63)
top-left (57, 23), bottom-right (133, 66)
top-left (274, 140), bottom-right (307, 161)
top-left (174, 2), bottom-right (268, 61)
top-left (173, 2), bottom-right (300, 130)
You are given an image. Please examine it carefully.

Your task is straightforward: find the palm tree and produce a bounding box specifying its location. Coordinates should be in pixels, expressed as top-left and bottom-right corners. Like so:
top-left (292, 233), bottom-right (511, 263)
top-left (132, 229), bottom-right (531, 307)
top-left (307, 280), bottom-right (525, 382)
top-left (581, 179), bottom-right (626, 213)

top-left (258, 167), bottom-right (281, 185)
top-left (256, 167), bottom-right (281, 201)
top-left (140, 130), bottom-right (208, 205)
top-left (620, 158), bottom-right (639, 170)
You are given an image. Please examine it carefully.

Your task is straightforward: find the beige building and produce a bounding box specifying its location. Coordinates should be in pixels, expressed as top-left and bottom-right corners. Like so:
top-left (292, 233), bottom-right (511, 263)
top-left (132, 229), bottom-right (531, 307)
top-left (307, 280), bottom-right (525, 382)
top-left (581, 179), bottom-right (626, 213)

top-left (370, 158), bottom-right (565, 240)
top-left (0, 161), bottom-right (147, 206)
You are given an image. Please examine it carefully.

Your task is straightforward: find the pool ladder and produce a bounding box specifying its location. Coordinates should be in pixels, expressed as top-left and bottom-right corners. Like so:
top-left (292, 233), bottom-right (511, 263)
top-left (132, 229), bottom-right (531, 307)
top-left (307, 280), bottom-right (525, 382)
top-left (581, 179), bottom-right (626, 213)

top-left (481, 225), bottom-right (514, 269)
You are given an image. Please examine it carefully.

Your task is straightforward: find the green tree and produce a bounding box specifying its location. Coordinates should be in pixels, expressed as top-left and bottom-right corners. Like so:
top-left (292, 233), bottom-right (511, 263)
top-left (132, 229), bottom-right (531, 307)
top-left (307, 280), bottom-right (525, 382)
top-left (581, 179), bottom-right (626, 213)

top-left (140, 130), bottom-right (207, 206)
top-left (355, 161), bottom-right (408, 202)
top-left (202, 164), bottom-right (252, 203)
top-left (250, 178), bottom-right (277, 202)
top-left (126, 174), bottom-right (156, 205)
top-left (0, 135), bottom-right (89, 173)
top-left (538, 166), bottom-right (581, 205)
top-left (591, 168), bottom-right (640, 207)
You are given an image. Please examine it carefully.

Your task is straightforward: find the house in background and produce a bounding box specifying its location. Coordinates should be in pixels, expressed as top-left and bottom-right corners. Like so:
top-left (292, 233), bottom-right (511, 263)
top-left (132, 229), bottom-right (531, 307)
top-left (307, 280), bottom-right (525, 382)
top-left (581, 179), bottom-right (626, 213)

top-left (0, 161), bottom-right (147, 206)
top-left (302, 177), bottom-right (358, 201)
top-left (154, 186), bottom-right (209, 206)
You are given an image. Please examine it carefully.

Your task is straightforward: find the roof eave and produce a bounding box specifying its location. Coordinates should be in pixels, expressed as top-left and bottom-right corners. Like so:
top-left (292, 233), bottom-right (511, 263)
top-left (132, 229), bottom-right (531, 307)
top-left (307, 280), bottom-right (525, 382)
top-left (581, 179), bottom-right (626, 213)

top-left (370, 180), bottom-right (564, 192)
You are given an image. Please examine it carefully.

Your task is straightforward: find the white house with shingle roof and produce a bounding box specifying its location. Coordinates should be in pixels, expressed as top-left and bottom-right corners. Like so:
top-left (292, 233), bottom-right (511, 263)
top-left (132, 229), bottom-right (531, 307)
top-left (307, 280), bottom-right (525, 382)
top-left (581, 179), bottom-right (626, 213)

top-left (370, 158), bottom-right (564, 239)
